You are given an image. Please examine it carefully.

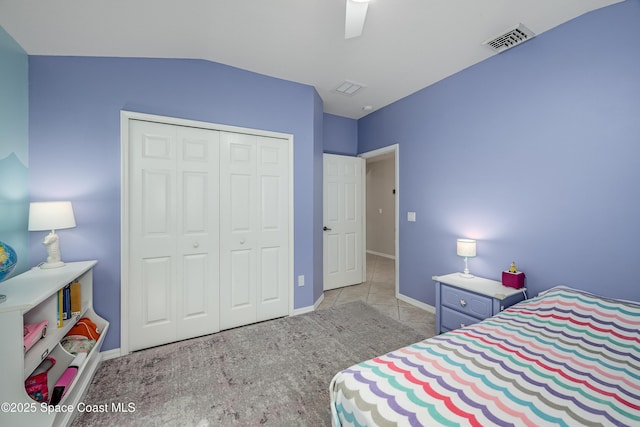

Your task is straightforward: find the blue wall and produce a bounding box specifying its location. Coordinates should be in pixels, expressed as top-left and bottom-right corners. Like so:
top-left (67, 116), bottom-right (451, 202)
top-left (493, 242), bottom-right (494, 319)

top-left (324, 113), bottom-right (358, 156)
top-left (314, 95), bottom-right (326, 303)
top-left (0, 27), bottom-right (29, 278)
top-left (28, 56), bottom-right (322, 351)
top-left (358, 0), bottom-right (640, 303)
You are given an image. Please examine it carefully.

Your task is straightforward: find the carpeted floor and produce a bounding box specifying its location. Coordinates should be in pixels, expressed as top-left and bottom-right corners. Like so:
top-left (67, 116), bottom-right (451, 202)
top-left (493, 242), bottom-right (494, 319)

top-left (72, 302), bottom-right (432, 426)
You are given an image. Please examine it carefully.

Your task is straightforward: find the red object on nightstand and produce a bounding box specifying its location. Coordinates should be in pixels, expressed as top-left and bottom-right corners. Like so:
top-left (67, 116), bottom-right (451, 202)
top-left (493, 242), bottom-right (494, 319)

top-left (502, 271), bottom-right (525, 289)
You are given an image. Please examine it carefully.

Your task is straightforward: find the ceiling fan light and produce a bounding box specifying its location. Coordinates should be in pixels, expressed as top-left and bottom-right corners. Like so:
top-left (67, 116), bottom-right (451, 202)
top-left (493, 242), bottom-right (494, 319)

top-left (345, 0), bottom-right (369, 39)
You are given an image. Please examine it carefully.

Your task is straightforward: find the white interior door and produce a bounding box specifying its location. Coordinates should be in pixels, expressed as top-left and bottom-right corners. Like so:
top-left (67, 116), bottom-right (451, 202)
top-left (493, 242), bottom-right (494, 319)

top-left (128, 120), bottom-right (220, 351)
top-left (220, 132), bottom-right (289, 330)
top-left (323, 154), bottom-right (365, 290)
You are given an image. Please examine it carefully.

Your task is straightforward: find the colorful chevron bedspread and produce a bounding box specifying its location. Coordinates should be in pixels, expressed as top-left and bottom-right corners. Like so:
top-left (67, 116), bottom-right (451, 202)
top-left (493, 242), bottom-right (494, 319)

top-left (330, 287), bottom-right (640, 426)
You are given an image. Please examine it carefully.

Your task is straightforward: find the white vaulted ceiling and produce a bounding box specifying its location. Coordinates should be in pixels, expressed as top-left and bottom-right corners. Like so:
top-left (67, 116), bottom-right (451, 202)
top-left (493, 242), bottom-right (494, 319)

top-left (0, 0), bottom-right (622, 119)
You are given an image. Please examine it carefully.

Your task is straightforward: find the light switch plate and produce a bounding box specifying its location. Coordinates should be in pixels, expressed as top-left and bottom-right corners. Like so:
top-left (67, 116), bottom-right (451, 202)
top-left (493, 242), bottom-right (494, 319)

top-left (407, 212), bottom-right (416, 222)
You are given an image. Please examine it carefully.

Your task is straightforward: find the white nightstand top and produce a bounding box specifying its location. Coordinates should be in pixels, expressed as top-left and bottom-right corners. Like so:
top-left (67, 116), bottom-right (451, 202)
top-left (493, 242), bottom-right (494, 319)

top-left (433, 273), bottom-right (526, 300)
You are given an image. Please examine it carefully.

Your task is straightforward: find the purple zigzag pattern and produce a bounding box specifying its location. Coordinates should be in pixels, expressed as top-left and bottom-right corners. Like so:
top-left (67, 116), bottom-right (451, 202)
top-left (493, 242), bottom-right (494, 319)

top-left (492, 314), bottom-right (640, 363)
top-left (474, 326), bottom-right (640, 401)
top-left (434, 333), bottom-right (631, 424)
top-left (344, 367), bottom-right (422, 425)
top-left (387, 352), bottom-right (505, 425)
top-left (515, 304), bottom-right (640, 336)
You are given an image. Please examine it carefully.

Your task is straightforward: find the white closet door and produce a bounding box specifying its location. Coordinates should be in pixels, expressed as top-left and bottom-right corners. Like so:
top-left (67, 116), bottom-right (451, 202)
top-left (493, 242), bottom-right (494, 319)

top-left (129, 120), bottom-right (220, 351)
top-left (256, 136), bottom-right (289, 322)
top-left (220, 133), bottom-right (289, 330)
top-left (220, 132), bottom-right (257, 329)
top-left (175, 127), bottom-right (220, 340)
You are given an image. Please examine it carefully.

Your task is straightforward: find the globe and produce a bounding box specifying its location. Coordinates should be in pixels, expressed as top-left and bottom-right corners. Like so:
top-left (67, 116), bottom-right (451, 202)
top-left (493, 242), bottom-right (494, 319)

top-left (0, 241), bottom-right (18, 282)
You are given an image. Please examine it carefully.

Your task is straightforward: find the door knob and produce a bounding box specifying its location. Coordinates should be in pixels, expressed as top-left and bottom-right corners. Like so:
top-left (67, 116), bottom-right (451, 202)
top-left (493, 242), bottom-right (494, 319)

top-left (323, 226), bottom-right (332, 231)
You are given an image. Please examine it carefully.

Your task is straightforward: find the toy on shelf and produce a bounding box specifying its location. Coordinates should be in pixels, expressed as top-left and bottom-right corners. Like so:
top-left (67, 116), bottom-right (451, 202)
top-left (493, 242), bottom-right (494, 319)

top-left (25, 357), bottom-right (56, 402)
top-left (23, 320), bottom-right (48, 353)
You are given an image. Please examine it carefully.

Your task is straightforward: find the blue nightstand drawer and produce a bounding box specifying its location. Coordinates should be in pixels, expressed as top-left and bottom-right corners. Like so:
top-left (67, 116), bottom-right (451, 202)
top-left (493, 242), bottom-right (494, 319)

top-left (441, 306), bottom-right (483, 331)
top-left (441, 284), bottom-right (492, 319)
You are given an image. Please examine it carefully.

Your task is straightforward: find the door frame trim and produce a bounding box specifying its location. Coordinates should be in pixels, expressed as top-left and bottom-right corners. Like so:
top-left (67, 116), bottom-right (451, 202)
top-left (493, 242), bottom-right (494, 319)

top-left (120, 110), bottom-right (294, 355)
top-left (359, 144), bottom-right (399, 297)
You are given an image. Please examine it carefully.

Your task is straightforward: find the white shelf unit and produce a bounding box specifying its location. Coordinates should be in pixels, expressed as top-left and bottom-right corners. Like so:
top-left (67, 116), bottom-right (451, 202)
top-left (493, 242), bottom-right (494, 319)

top-left (0, 261), bottom-right (109, 427)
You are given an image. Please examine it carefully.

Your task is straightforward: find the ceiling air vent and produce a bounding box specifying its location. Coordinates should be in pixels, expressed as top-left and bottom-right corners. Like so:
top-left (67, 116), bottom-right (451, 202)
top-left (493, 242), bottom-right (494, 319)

top-left (483, 23), bottom-right (535, 53)
top-left (334, 80), bottom-right (365, 96)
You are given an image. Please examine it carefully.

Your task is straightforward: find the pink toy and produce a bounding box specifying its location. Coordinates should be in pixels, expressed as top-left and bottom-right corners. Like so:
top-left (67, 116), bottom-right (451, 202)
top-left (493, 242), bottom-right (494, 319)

top-left (24, 320), bottom-right (48, 353)
top-left (49, 353), bottom-right (86, 406)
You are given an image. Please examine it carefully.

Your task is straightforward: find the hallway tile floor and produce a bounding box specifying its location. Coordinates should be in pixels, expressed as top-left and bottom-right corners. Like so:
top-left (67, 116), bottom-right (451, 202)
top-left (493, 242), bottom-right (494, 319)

top-left (318, 253), bottom-right (436, 337)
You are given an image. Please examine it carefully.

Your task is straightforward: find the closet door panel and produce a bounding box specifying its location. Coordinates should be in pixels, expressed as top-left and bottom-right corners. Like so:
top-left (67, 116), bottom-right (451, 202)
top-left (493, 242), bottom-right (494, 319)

top-left (182, 254), bottom-right (208, 318)
top-left (141, 257), bottom-right (173, 325)
top-left (129, 121), bottom-right (220, 350)
top-left (220, 132), bottom-right (258, 330)
top-left (256, 137), bottom-right (289, 321)
top-left (176, 127), bottom-right (220, 339)
top-left (130, 121), bottom-right (178, 351)
top-left (230, 249), bottom-right (253, 307)
top-left (260, 247), bottom-right (280, 301)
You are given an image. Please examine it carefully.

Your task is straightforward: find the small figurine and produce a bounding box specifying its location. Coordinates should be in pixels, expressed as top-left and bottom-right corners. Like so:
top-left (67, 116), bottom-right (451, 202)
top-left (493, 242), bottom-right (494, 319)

top-left (509, 262), bottom-right (517, 273)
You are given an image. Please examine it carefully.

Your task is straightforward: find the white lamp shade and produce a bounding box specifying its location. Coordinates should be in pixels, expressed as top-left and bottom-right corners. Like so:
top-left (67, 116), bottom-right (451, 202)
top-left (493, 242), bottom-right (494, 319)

top-left (456, 238), bottom-right (476, 257)
top-left (28, 201), bottom-right (77, 231)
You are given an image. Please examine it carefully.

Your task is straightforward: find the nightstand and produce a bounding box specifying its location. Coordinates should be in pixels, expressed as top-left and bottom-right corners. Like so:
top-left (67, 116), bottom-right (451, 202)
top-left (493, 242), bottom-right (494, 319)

top-left (433, 273), bottom-right (526, 334)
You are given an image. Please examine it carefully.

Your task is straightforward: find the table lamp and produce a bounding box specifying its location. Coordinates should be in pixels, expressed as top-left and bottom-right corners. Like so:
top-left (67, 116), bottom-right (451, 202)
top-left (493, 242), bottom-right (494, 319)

top-left (28, 201), bottom-right (76, 269)
top-left (456, 238), bottom-right (476, 278)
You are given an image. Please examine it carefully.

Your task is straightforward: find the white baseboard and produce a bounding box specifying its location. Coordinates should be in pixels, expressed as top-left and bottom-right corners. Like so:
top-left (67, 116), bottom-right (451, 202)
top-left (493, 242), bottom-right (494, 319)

top-left (366, 250), bottom-right (395, 260)
top-left (292, 292), bottom-right (324, 316)
top-left (397, 293), bottom-right (436, 314)
top-left (314, 292), bottom-right (325, 310)
top-left (108, 295), bottom-right (326, 359)
top-left (101, 348), bottom-right (122, 360)
top-left (101, 294), bottom-right (428, 360)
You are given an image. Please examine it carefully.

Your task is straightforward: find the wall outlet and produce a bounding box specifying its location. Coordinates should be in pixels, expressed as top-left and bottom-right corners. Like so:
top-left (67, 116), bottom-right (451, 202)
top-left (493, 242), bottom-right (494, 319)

top-left (407, 211), bottom-right (416, 222)
top-left (298, 275), bottom-right (305, 287)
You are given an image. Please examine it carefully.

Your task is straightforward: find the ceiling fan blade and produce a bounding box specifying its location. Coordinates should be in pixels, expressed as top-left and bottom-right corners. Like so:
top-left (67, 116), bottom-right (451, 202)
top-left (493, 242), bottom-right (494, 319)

top-left (345, 0), bottom-right (369, 39)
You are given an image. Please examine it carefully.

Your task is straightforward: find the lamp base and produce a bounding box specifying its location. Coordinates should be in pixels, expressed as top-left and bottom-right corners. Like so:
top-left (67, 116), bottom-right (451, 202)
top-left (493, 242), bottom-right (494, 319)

top-left (40, 261), bottom-right (65, 269)
top-left (459, 272), bottom-right (474, 278)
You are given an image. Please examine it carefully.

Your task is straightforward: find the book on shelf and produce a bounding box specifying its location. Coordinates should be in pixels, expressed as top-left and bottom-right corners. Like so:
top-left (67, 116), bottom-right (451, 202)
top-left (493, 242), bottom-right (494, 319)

top-left (58, 282), bottom-right (82, 327)
top-left (63, 285), bottom-right (71, 320)
top-left (57, 289), bottom-right (63, 328)
top-left (70, 281), bottom-right (82, 316)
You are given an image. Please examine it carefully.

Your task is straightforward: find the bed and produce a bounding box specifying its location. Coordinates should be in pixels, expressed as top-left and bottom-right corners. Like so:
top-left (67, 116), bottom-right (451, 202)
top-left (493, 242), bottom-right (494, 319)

top-left (330, 286), bottom-right (640, 426)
